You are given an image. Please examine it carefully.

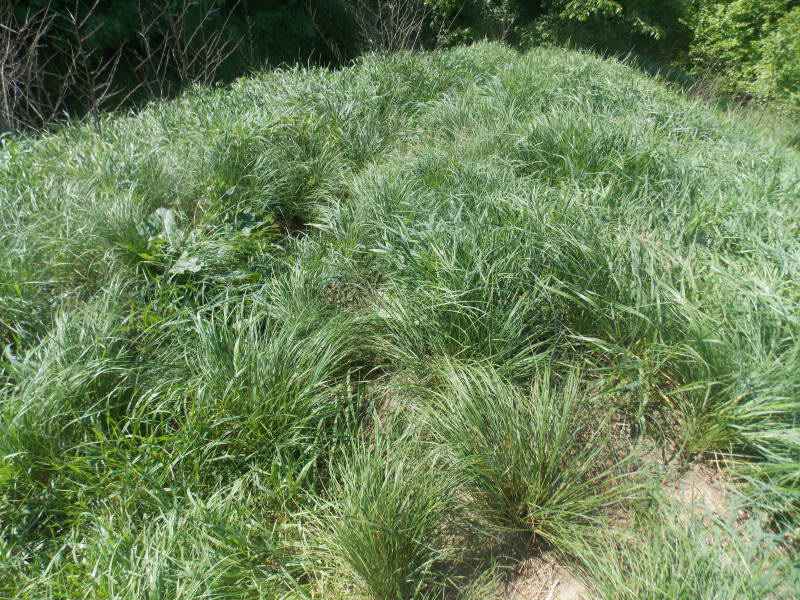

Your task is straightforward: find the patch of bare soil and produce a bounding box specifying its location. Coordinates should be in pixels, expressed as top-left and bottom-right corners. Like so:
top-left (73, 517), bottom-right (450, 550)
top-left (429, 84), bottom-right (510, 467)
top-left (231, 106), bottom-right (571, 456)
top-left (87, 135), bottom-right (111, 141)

top-left (664, 461), bottom-right (734, 519)
top-left (501, 553), bottom-right (590, 600)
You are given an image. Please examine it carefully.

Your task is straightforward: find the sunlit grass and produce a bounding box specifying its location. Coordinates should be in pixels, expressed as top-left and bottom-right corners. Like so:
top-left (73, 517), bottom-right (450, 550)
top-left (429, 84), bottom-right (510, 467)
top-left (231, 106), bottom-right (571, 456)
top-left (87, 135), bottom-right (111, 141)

top-left (1, 41), bottom-right (798, 597)
top-left (574, 501), bottom-right (792, 600)
top-left (422, 362), bottom-right (641, 548)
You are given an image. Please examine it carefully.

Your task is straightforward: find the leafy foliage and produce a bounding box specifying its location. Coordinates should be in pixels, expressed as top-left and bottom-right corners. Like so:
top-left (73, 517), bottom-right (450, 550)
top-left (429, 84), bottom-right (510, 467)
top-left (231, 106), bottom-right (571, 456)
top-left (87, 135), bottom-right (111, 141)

top-left (689, 1), bottom-right (800, 110)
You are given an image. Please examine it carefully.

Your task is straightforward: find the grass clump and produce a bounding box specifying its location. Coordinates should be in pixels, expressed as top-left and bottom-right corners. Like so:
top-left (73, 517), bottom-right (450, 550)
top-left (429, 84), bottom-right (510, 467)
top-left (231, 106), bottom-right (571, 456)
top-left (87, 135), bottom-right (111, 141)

top-left (171, 299), bottom-right (366, 471)
top-left (576, 503), bottom-right (794, 599)
top-left (424, 362), bottom-right (638, 548)
top-left (316, 426), bottom-right (457, 600)
top-left (8, 477), bottom-right (298, 600)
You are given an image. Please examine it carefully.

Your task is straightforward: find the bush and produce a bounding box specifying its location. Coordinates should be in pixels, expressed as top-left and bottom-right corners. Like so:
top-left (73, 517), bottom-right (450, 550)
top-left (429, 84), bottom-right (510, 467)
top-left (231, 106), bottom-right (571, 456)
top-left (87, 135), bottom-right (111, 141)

top-left (1, 0), bottom-right (361, 130)
top-left (688, 0), bottom-right (800, 110)
top-left (755, 7), bottom-right (800, 110)
top-left (4, 0), bottom-right (799, 131)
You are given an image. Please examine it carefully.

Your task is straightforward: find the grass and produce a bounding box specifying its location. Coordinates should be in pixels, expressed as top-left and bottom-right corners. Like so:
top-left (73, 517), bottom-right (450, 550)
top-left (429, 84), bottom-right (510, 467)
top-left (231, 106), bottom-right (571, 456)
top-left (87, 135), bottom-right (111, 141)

top-left (315, 425), bottom-right (458, 599)
top-left (421, 362), bottom-right (639, 546)
top-left (574, 501), bottom-right (793, 599)
top-left (1, 41), bottom-right (799, 597)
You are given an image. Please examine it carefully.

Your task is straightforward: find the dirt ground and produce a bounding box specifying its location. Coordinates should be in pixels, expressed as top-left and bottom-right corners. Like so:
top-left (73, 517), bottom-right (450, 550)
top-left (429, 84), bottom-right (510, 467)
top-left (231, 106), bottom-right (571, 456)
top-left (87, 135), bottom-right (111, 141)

top-left (501, 553), bottom-right (590, 600)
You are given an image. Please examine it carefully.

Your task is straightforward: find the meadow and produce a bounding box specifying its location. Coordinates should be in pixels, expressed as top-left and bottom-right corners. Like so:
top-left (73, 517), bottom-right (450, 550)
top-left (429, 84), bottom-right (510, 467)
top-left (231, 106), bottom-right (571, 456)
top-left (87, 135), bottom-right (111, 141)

top-left (1, 42), bottom-right (799, 598)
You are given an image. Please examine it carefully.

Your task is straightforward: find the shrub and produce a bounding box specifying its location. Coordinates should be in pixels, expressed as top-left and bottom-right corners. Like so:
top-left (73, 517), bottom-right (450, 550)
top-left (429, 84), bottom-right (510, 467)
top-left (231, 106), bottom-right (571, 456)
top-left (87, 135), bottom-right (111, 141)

top-left (754, 7), bottom-right (800, 110)
top-left (688, 0), bottom-right (800, 110)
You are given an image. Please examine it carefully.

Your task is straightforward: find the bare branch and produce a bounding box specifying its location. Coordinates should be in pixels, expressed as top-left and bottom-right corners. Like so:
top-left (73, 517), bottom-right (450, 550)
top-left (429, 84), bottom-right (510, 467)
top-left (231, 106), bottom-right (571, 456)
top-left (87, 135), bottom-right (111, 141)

top-left (348, 0), bottom-right (434, 54)
top-left (1, 0), bottom-right (245, 132)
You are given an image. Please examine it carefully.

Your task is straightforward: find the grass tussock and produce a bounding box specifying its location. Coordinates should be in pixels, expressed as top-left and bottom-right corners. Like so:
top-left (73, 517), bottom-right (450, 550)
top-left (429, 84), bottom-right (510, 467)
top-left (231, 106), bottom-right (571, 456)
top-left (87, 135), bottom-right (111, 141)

top-left (315, 427), bottom-right (457, 600)
top-left (1, 41), bottom-right (799, 597)
top-left (575, 503), bottom-right (794, 599)
top-left (423, 363), bottom-right (638, 547)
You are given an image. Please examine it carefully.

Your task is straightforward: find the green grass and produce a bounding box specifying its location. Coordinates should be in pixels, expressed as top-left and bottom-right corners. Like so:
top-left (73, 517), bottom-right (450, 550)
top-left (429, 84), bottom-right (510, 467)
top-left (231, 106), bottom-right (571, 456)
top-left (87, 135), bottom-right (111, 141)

top-left (1, 42), bottom-right (799, 598)
top-left (315, 425), bottom-right (458, 600)
top-left (574, 501), bottom-right (794, 599)
top-left (421, 362), bottom-right (640, 546)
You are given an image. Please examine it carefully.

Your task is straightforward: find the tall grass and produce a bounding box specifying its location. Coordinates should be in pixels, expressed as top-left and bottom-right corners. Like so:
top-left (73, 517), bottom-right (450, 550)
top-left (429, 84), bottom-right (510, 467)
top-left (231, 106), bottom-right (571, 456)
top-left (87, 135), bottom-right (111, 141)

top-left (1, 40), bottom-right (799, 596)
top-left (422, 362), bottom-right (639, 548)
top-left (575, 502), bottom-right (793, 599)
top-left (315, 426), bottom-right (457, 599)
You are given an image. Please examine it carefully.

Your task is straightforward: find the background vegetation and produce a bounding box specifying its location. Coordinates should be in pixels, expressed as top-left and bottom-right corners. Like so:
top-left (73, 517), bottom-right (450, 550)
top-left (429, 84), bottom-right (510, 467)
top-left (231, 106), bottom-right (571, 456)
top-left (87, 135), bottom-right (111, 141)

top-left (2, 0), bottom-right (799, 131)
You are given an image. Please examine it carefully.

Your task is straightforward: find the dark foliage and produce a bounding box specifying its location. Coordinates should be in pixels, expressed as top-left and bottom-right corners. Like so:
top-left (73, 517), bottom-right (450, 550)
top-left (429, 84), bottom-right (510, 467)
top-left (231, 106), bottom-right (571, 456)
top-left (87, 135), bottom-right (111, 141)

top-left (3, 0), bottom-right (798, 132)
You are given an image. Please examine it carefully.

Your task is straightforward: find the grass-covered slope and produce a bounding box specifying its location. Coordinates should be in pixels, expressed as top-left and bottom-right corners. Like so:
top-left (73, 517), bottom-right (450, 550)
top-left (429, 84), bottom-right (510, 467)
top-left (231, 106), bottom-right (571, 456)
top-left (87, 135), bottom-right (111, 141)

top-left (1, 43), bottom-right (799, 598)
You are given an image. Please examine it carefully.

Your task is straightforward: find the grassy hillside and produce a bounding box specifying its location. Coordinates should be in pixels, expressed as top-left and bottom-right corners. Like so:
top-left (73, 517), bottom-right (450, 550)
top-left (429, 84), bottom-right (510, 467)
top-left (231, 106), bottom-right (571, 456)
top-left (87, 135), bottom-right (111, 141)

top-left (1, 42), bottom-right (799, 598)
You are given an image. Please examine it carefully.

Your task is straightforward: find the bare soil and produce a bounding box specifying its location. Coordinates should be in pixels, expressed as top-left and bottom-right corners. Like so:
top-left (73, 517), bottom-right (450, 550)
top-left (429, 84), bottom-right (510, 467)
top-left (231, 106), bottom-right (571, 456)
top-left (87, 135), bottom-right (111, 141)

top-left (501, 553), bottom-right (590, 600)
